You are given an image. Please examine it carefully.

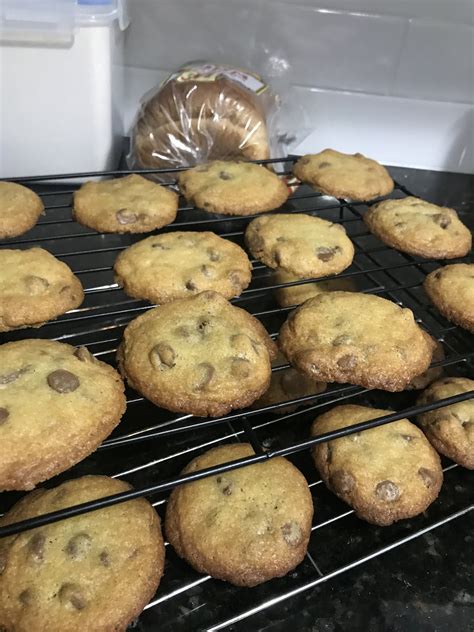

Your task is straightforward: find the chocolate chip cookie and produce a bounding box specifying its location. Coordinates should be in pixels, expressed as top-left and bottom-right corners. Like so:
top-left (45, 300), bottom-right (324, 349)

top-left (293, 149), bottom-right (394, 201)
top-left (424, 264), bottom-right (474, 333)
top-left (417, 377), bottom-right (474, 469)
top-left (279, 291), bottom-right (435, 392)
top-left (245, 213), bottom-right (354, 278)
top-left (165, 443), bottom-right (313, 586)
top-left (406, 333), bottom-right (444, 391)
top-left (0, 248), bottom-right (84, 332)
top-left (0, 340), bottom-right (126, 491)
top-left (178, 160), bottom-right (289, 215)
top-left (73, 174), bottom-right (178, 234)
top-left (0, 475), bottom-right (164, 631)
top-left (252, 351), bottom-right (326, 414)
top-left (118, 291), bottom-right (277, 417)
top-left (274, 268), bottom-right (357, 308)
top-left (114, 231), bottom-right (252, 304)
top-left (364, 197), bottom-right (472, 259)
top-left (0, 182), bottom-right (44, 239)
top-left (311, 404), bottom-right (443, 526)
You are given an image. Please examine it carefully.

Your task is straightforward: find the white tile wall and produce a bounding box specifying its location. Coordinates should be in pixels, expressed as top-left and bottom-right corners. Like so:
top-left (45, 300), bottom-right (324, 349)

top-left (395, 19), bottom-right (474, 104)
top-left (251, 4), bottom-right (406, 94)
top-left (123, 0), bottom-right (474, 172)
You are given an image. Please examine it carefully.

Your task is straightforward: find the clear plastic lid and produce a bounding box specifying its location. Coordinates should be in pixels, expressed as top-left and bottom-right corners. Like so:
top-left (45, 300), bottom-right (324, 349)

top-left (0, 0), bottom-right (129, 44)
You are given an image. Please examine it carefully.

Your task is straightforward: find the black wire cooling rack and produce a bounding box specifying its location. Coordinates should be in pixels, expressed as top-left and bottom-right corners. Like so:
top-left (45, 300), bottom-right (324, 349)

top-left (0, 157), bottom-right (473, 631)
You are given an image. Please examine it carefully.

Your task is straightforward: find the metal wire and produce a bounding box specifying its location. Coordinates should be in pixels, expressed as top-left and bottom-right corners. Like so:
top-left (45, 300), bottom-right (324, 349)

top-left (0, 156), bottom-right (472, 629)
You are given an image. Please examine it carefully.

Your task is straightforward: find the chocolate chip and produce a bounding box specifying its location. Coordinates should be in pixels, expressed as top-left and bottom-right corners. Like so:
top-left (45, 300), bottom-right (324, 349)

top-left (316, 246), bottom-right (339, 262)
top-left (337, 354), bottom-right (357, 370)
top-left (229, 271), bottom-right (243, 288)
top-left (201, 265), bottom-right (213, 277)
top-left (74, 347), bottom-right (94, 362)
top-left (66, 533), bottom-right (92, 560)
top-left (394, 222), bottom-right (405, 228)
top-left (230, 333), bottom-right (261, 356)
top-left (434, 270), bottom-right (443, 280)
top-left (230, 357), bottom-right (251, 378)
top-left (208, 249), bottom-right (221, 262)
top-left (186, 279), bottom-right (198, 291)
top-left (24, 275), bottom-right (49, 294)
top-left (149, 342), bottom-right (176, 370)
top-left (19, 589), bottom-right (33, 606)
top-left (194, 362), bottom-right (215, 391)
top-left (116, 209), bottom-right (138, 224)
top-left (462, 420), bottom-right (473, 430)
top-left (197, 319), bottom-right (211, 334)
top-left (318, 162), bottom-right (331, 168)
top-left (432, 213), bottom-right (451, 229)
top-left (151, 242), bottom-right (170, 250)
top-left (174, 325), bottom-right (190, 338)
top-left (375, 480), bottom-right (400, 502)
top-left (216, 475), bottom-right (234, 495)
top-left (281, 521), bottom-right (303, 547)
top-left (418, 468), bottom-right (437, 488)
top-left (0, 408), bottom-right (9, 425)
top-left (333, 334), bottom-right (352, 346)
top-left (28, 533), bottom-right (45, 563)
top-left (99, 550), bottom-right (111, 567)
top-left (58, 583), bottom-right (86, 610)
top-left (47, 370), bottom-right (80, 393)
top-left (330, 469), bottom-right (355, 493)
top-left (401, 434), bottom-right (416, 442)
top-left (219, 171), bottom-right (233, 180)
top-left (0, 367), bottom-right (29, 385)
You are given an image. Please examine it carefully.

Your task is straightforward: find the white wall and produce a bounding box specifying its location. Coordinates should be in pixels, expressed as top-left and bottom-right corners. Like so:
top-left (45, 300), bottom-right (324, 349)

top-left (123, 0), bottom-right (474, 173)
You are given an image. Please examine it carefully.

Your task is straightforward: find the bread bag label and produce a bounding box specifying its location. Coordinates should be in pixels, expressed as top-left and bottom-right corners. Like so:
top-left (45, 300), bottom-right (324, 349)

top-left (166, 63), bottom-right (268, 95)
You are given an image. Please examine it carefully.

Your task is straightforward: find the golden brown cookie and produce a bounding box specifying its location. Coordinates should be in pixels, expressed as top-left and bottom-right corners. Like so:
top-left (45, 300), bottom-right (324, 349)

top-left (113, 231), bottom-right (252, 304)
top-left (424, 264), bottom-right (474, 333)
top-left (417, 377), bottom-right (474, 469)
top-left (0, 475), bottom-right (164, 632)
top-left (245, 213), bottom-right (354, 278)
top-left (118, 291), bottom-right (277, 417)
top-left (293, 149), bottom-right (394, 201)
top-left (252, 351), bottom-right (326, 414)
top-left (274, 268), bottom-right (357, 307)
top-left (178, 160), bottom-right (289, 215)
top-left (165, 443), bottom-right (313, 586)
top-left (0, 248), bottom-right (84, 332)
top-left (311, 404), bottom-right (443, 526)
top-left (364, 197), bottom-right (472, 259)
top-left (0, 182), bottom-right (44, 239)
top-left (406, 333), bottom-right (444, 391)
top-left (279, 291), bottom-right (435, 392)
top-left (0, 340), bottom-right (126, 491)
top-left (73, 174), bottom-right (178, 234)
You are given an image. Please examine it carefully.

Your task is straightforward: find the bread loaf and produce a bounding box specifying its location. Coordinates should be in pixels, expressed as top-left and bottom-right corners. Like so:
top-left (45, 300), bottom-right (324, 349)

top-left (130, 62), bottom-right (274, 174)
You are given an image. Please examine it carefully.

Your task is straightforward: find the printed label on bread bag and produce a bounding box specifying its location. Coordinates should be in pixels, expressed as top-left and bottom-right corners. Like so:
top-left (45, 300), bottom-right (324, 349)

top-left (167, 63), bottom-right (268, 94)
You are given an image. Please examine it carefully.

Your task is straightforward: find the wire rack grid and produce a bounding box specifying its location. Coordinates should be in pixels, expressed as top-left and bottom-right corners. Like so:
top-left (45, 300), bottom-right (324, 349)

top-left (0, 157), bottom-right (473, 631)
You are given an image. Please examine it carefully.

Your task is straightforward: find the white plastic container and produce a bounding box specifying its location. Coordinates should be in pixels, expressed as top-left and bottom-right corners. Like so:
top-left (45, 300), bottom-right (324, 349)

top-left (0, 0), bottom-right (129, 178)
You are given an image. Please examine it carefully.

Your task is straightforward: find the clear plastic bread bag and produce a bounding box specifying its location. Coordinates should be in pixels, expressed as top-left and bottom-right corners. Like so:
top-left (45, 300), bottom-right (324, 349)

top-left (128, 61), bottom-right (282, 181)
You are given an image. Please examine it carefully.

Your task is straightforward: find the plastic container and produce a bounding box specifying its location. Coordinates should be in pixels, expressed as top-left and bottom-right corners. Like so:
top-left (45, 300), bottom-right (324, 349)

top-left (0, 0), bottom-right (129, 178)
